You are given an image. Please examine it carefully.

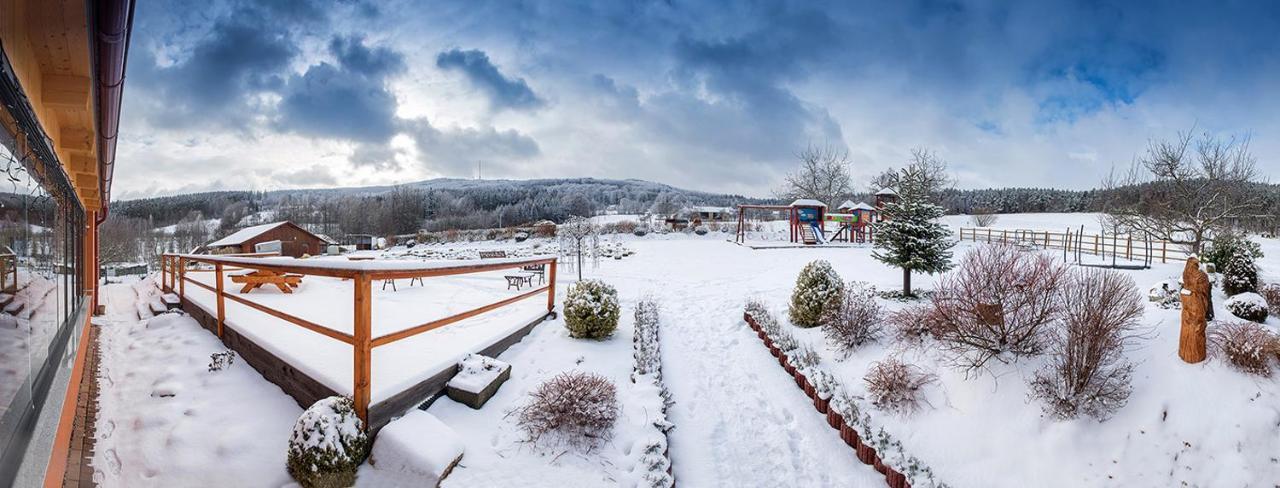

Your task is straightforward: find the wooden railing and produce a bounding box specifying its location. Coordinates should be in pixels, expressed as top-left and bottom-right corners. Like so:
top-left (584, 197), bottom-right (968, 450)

top-left (956, 227), bottom-right (1188, 263)
top-left (159, 253), bottom-right (558, 424)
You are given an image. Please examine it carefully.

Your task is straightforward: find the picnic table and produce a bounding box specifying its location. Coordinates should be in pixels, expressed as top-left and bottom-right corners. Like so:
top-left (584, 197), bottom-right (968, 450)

top-left (230, 269), bottom-right (304, 294)
top-left (504, 273), bottom-right (535, 290)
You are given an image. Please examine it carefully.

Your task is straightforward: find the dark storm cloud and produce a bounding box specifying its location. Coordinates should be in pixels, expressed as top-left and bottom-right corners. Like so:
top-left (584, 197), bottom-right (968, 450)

top-left (275, 36), bottom-right (406, 143)
top-left (128, 6), bottom-right (300, 128)
top-left (117, 0), bottom-right (1280, 198)
top-left (435, 49), bottom-right (544, 110)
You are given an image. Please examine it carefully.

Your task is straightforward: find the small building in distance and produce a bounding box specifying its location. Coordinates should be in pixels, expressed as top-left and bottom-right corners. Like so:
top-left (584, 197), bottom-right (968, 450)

top-left (207, 221), bottom-right (329, 257)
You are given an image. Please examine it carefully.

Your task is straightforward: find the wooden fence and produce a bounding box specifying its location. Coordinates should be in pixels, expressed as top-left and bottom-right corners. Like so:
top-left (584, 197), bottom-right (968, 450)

top-left (956, 227), bottom-right (1189, 264)
top-left (159, 253), bottom-right (557, 426)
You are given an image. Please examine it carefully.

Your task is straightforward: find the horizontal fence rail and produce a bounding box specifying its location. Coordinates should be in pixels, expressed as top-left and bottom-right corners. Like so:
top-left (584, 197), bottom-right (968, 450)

top-left (159, 253), bottom-right (558, 425)
top-left (956, 227), bottom-right (1189, 264)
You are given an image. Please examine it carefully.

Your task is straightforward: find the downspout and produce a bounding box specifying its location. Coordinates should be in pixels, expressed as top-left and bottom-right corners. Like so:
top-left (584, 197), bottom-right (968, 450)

top-left (90, 0), bottom-right (136, 225)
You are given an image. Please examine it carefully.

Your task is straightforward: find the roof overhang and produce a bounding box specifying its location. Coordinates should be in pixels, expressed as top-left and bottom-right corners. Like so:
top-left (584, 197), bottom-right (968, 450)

top-left (0, 0), bottom-right (134, 217)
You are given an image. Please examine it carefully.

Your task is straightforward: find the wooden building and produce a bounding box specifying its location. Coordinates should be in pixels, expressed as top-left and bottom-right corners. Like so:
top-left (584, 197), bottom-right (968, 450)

top-left (207, 221), bottom-right (329, 257)
top-left (1, 0), bottom-right (136, 485)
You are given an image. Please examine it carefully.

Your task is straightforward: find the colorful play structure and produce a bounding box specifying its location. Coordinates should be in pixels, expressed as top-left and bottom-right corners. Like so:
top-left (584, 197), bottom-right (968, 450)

top-left (734, 198), bottom-right (880, 245)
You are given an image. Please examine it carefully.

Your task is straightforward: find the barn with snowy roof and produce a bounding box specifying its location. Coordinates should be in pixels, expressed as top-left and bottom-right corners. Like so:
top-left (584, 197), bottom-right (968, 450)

top-left (206, 221), bottom-right (329, 257)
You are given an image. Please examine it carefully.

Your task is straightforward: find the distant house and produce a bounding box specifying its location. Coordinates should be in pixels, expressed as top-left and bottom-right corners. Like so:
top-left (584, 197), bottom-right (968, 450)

top-left (343, 234), bottom-right (378, 251)
top-left (206, 221), bottom-right (328, 257)
top-left (689, 206), bottom-right (734, 223)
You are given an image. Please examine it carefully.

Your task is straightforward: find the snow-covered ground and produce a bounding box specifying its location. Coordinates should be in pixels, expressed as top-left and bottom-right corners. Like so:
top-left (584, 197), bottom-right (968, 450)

top-left (91, 213), bottom-right (1280, 486)
top-left (93, 280), bottom-right (300, 487)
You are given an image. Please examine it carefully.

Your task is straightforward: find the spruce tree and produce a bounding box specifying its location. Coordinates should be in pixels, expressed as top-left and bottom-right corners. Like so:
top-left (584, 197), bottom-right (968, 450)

top-left (872, 168), bottom-right (955, 296)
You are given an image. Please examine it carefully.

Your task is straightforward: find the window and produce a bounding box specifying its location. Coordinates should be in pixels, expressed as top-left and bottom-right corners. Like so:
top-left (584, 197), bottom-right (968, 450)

top-left (0, 116), bottom-right (86, 480)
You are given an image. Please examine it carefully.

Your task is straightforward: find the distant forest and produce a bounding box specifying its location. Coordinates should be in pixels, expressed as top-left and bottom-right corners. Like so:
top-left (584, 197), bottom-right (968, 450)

top-left (98, 177), bottom-right (1280, 267)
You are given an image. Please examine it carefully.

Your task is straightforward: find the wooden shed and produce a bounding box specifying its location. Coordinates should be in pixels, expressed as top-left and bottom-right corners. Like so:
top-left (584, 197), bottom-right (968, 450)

top-left (206, 221), bottom-right (328, 258)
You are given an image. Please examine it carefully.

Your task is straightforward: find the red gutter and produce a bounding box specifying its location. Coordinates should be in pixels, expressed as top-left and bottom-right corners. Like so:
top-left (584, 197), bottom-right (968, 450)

top-left (90, 0), bottom-right (136, 223)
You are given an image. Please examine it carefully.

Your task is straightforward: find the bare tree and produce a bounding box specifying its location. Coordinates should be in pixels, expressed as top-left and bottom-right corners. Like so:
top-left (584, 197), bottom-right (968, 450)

top-left (1103, 129), bottom-right (1265, 254)
top-left (969, 207), bottom-right (998, 227)
top-left (777, 143), bottom-right (854, 207)
top-left (870, 147), bottom-right (956, 202)
top-left (558, 216), bottom-right (600, 280)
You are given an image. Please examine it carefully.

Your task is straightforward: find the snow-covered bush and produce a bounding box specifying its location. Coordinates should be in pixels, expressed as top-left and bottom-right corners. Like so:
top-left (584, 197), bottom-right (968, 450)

top-left (1211, 321), bottom-right (1279, 376)
top-left (633, 298), bottom-right (663, 378)
top-left (563, 279), bottom-right (620, 339)
top-left (788, 260), bottom-right (844, 328)
top-left (1226, 292), bottom-right (1268, 322)
top-left (787, 344), bottom-right (821, 372)
top-left (286, 396), bottom-right (370, 488)
top-left (929, 245), bottom-right (1066, 371)
top-left (517, 371), bottom-right (618, 448)
top-left (864, 358), bottom-right (935, 414)
top-left (1260, 283), bottom-right (1280, 317)
top-left (207, 350), bottom-right (235, 372)
top-left (1030, 268), bottom-right (1143, 421)
top-left (820, 281), bottom-right (883, 357)
top-left (633, 225), bottom-right (649, 237)
top-left (1203, 233), bottom-right (1262, 274)
top-left (1147, 279), bottom-right (1182, 309)
top-left (693, 225), bottom-right (709, 235)
top-left (1221, 246), bottom-right (1260, 296)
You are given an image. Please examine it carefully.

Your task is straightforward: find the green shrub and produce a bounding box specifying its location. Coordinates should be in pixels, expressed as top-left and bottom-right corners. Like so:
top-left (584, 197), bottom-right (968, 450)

top-left (1203, 233), bottom-right (1262, 273)
top-left (564, 279), bottom-right (621, 339)
top-left (286, 396), bottom-right (370, 488)
top-left (788, 260), bottom-right (844, 328)
top-left (1222, 246), bottom-right (1260, 296)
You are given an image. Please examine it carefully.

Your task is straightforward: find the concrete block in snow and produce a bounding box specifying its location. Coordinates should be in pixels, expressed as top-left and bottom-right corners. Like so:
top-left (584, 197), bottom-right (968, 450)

top-left (368, 410), bottom-right (464, 486)
top-left (445, 354), bottom-right (511, 409)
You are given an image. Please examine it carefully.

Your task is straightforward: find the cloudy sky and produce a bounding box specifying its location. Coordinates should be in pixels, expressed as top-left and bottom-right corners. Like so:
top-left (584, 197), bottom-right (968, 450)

top-left (113, 0), bottom-right (1280, 200)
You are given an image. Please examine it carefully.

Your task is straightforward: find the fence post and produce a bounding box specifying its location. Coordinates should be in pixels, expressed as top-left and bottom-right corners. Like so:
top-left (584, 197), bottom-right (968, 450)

top-left (547, 259), bottom-right (558, 314)
top-left (1162, 241), bottom-right (1167, 264)
top-left (1002, 229), bottom-right (1007, 244)
top-left (178, 257), bottom-right (186, 300)
top-left (215, 262), bottom-right (225, 339)
top-left (353, 273), bottom-right (372, 426)
top-left (1126, 236), bottom-right (1132, 260)
top-left (987, 228), bottom-right (992, 243)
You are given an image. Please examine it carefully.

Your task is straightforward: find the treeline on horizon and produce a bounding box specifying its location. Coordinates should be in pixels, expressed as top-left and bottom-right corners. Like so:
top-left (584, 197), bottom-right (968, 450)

top-left (104, 177), bottom-right (1280, 243)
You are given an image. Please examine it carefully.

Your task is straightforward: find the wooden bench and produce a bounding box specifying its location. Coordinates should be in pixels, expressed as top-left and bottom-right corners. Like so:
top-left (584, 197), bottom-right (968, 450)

top-left (230, 270), bottom-right (304, 293)
top-left (520, 264), bottom-right (546, 284)
top-left (478, 250), bottom-right (507, 259)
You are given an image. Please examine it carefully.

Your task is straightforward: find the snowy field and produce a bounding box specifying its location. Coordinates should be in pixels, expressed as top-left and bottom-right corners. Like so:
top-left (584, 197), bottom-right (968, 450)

top-left (91, 213), bottom-right (1280, 487)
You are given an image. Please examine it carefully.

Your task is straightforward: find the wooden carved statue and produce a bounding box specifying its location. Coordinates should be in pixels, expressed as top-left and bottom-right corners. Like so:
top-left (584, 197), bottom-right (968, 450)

top-left (1179, 257), bottom-right (1209, 363)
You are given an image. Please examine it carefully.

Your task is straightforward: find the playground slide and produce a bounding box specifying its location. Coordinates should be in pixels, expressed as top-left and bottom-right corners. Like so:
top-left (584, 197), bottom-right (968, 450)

top-left (810, 223), bottom-right (827, 245)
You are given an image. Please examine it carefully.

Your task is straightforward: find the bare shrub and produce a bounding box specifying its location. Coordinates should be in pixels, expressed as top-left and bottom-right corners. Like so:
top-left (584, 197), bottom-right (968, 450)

top-left (886, 305), bottom-right (942, 344)
top-left (864, 358), bottom-right (935, 413)
top-left (821, 281), bottom-right (883, 357)
top-left (614, 220), bottom-right (638, 234)
top-left (1030, 268), bottom-right (1144, 420)
top-left (517, 371), bottom-right (618, 448)
top-left (1211, 321), bottom-right (1279, 376)
top-left (1259, 283), bottom-right (1280, 317)
top-left (969, 208), bottom-right (998, 227)
top-left (930, 245), bottom-right (1067, 371)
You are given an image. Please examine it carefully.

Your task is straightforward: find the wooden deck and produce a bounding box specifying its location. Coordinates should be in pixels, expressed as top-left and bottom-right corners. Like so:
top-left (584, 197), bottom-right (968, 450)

top-left (161, 253), bottom-right (558, 430)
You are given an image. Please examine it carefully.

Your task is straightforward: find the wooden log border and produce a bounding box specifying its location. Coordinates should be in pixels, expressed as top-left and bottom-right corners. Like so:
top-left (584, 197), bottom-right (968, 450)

top-left (744, 311), bottom-right (913, 488)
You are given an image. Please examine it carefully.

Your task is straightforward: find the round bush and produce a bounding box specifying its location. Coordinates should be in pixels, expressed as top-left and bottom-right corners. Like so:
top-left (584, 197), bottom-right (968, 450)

top-left (694, 225), bottom-right (709, 235)
top-left (789, 260), bottom-right (844, 328)
top-left (633, 226), bottom-right (649, 237)
top-left (1226, 292), bottom-right (1268, 322)
top-left (564, 279), bottom-right (620, 339)
top-left (286, 396), bottom-right (370, 488)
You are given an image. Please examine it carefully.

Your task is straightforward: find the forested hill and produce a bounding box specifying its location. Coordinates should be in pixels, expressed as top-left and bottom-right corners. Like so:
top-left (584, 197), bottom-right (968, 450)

top-left (110, 177), bottom-right (769, 234)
